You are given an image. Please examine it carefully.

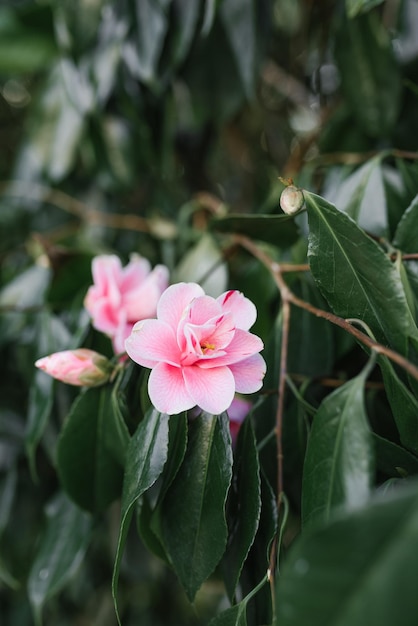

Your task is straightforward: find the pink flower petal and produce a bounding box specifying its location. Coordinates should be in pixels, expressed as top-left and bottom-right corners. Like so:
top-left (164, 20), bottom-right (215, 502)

top-left (217, 290), bottom-right (257, 330)
top-left (157, 283), bottom-right (204, 330)
top-left (229, 353), bottom-right (266, 393)
top-left (148, 362), bottom-right (195, 414)
top-left (188, 295), bottom-right (222, 325)
top-left (198, 329), bottom-right (264, 367)
top-left (120, 255), bottom-right (151, 292)
top-left (124, 265), bottom-right (169, 321)
top-left (125, 319), bottom-right (181, 368)
top-left (183, 365), bottom-right (235, 414)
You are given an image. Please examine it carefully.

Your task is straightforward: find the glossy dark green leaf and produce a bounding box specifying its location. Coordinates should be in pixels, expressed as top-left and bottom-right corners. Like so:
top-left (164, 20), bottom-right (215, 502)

top-left (378, 356), bottom-right (418, 454)
top-left (112, 408), bottom-right (169, 622)
top-left (346, 0), bottom-right (385, 18)
top-left (56, 385), bottom-right (126, 513)
top-left (334, 12), bottom-right (400, 137)
top-left (276, 481), bottom-right (418, 626)
top-left (157, 412), bottom-right (233, 601)
top-left (302, 364), bottom-right (374, 528)
top-left (27, 492), bottom-right (92, 623)
top-left (305, 190), bottom-right (418, 355)
top-left (393, 194), bottom-right (418, 253)
top-left (220, 0), bottom-right (255, 97)
top-left (211, 213), bottom-right (299, 247)
top-left (222, 417), bottom-right (261, 600)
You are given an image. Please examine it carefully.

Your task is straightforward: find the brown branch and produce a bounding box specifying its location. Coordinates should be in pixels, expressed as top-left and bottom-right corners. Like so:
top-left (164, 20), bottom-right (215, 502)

top-left (0, 180), bottom-right (150, 233)
top-left (234, 234), bottom-right (418, 382)
top-left (290, 373), bottom-right (385, 391)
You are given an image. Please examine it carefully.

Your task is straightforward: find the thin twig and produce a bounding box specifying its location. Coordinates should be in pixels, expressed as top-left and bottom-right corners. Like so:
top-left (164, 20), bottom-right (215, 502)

top-left (234, 234), bottom-right (418, 382)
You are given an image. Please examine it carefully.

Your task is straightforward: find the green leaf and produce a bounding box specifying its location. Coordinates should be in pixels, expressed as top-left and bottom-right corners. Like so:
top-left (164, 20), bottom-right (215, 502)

top-left (220, 0), bottom-right (256, 98)
top-left (276, 481), bottom-right (418, 626)
top-left (211, 213), bottom-right (299, 247)
top-left (345, 0), bottom-right (385, 18)
top-left (27, 492), bottom-right (92, 624)
top-left (112, 408), bottom-right (169, 623)
top-left (157, 412), bottom-right (233, 601)
top-left (302, 362), bottom-right (375, 528)
top-left (393, 194), bottom-right (418, 253)
top-left (305, 190), bottom-right (418, 356)
top-left (334, 12), bottom-right (401, 137)
top-left (378, 356), bottom-right (418, 454)
top-left (56, 385), bottom-right (127, 513)
top-left (222, 417), bottom-right (261, 600)
top-left (0, 466), bottom-right (17, 537)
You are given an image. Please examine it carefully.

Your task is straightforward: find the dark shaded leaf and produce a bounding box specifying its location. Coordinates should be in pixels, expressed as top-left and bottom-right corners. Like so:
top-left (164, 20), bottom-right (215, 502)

top-left (302, 363), bottom-right (375, 528)
top-left (373, 433), bottom-right (418, 478)
top-left (56, 385), bottom-right (126, 513)
top-left (222, 417), bottom-right (261, 600)
top-left (157, 412), bottom-right (233, 601)
top-left (276, 481), bottom-right (418, 626)
top-left (112, 408), bottom-right (169, 622)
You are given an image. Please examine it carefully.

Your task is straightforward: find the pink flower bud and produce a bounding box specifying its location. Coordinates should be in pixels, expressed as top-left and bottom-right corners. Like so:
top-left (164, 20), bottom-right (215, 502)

top-left (35, 349), bottom-right (113, 387)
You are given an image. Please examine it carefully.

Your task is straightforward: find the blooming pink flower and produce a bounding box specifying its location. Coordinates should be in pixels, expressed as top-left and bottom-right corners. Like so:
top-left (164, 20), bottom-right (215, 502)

top-left (228, 396), bottom-right (252, 445)
top-left (84, 254), bottom-right (169, 354)
top-left (125, 282), bottom-right (266, 415)
top-left (35, 349), bottom-right (113, 387)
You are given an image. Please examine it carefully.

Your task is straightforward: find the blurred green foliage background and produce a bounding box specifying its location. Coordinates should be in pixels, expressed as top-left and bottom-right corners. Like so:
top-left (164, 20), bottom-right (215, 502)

top-left (2, 0), bottom-right (418, 624)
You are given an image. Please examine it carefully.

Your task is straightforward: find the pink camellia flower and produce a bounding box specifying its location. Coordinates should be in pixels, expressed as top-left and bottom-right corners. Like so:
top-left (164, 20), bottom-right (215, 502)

top-left (228, 396), bottom-right (252, 445)
top-left (125, 282), bottom-right (266, 415)
top-left (84, 254), bottom-right (169, 354)
top-left (35, 349), bottom-right (113, 387)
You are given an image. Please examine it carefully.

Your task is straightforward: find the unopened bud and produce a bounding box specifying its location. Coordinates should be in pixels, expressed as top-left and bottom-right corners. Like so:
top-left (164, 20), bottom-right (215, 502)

top-left (280, 185), bottom-right (305, 215)
top-left (35, 349), bottom-right (113, 387)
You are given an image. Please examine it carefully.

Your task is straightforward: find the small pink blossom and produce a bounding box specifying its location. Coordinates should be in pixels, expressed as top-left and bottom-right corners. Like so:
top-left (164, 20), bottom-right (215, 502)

top-left (84, 254), bottom-right (169, 354)
top-left (35, 349), bottom-right (113, 387)
top-left (125, 282), bottom-right (266, 415)
top-left (228, 396), bottom-right (252, 445)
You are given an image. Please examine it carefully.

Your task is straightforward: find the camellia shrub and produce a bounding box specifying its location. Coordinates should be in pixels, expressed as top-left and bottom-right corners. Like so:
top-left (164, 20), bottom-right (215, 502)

top-left (2, 1), bottom-right (418, 625)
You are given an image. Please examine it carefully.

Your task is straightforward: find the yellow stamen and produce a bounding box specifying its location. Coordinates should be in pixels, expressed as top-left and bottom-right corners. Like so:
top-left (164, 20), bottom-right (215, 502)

top-left (201, 342), bottom-right (215, 353)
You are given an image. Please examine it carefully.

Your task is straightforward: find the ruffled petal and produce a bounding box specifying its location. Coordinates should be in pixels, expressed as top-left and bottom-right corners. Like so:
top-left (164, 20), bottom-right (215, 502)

top-left (125, 319), bottom-right (181, 368)
top-left (183, 365), bottom-right (235, 414)
top-left (124, 265), bottom-right (169, 322)
top-left (217, 290), bottom-right (257, 331)
top-left (157, 282), bottom-right (205, 330)
top-left (120, 255), bottom-right (151, 292)
top-left (198, 329), bottom-right (263, 367)
top-left (229, 353), bottom-right (266, 393)
top-left (148, 363), bottom-right (195, 414)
